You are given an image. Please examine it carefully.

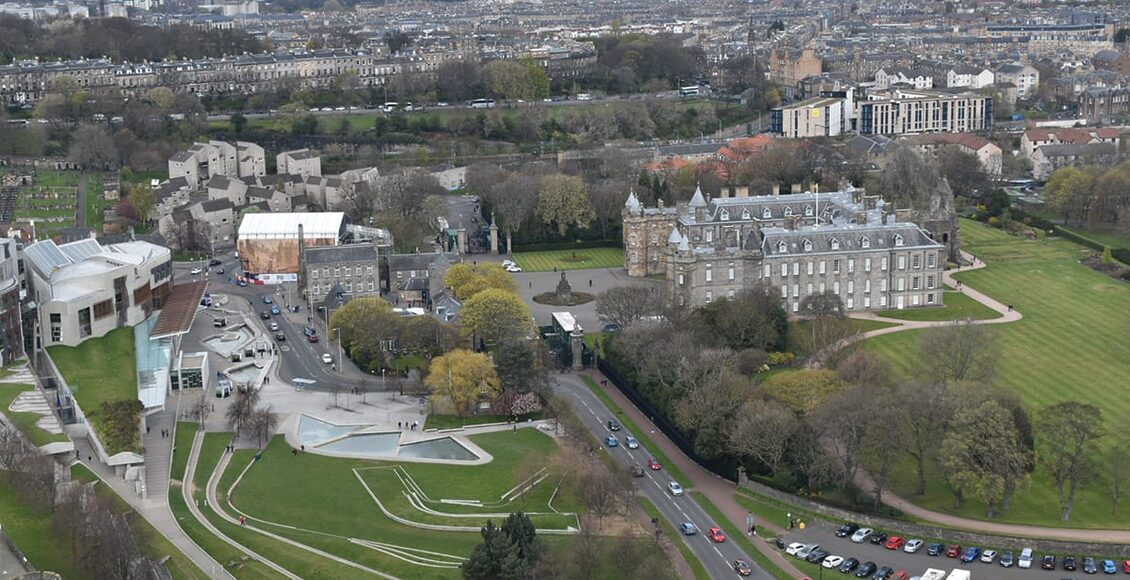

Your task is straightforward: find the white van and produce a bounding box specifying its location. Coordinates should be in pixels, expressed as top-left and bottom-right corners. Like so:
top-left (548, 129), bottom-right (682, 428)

top-left (577, 93), bottom-right (593, 101)
top-left (1018, 547), bottom-right (1033, 569)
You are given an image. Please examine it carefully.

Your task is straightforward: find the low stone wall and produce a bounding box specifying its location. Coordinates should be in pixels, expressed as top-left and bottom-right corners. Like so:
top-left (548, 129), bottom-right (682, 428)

top-left (739, 476), bottom-right (1130, 557)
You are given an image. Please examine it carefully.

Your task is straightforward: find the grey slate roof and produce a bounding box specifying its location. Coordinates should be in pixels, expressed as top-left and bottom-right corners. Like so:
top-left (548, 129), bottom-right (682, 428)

top-left (200, 199), bottom-right (234, 213)
top-left (760, 222), bottom-right (942, 257)
top-left (305, 243), bottom-right (376, 265)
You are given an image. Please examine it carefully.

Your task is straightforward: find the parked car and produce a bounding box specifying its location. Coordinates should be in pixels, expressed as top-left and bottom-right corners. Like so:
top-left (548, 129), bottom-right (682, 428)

top-left (850, 528), bottom-right (873, 543)
top-left (872, 567), bottom-right (894, 580)
top-left (785, 542), bottom-right (805, 556)
top-left (604, 436), bottom-right (618, 448)
top-left (607, 419), bottom-right (621, 431)
top-left (213, 316), bottom-right (226, 327)
top-left (821, 555), bottom-right (844, 569)
top-left (961, 546), bottom-right (981, 563)
top-left (795, 544), bottom-right (819, 560)
top-left (853, 561), bottom-right (877, 578)
top-left (835, 523), bottom-right (859, 538)
top-left (1064, 556), bottom-right (1077, 571)
top-left (806, 549), bottom-right (830, 564)
top-left (903, 539), bottom-right (924, 553)
top-left (1018, 548), bottom-right (1034, 569)
top-left (601, 323), bottom-right (621, 333)
top-left (945, 545), bottom-right (962, 558)
top-left (981, 549), bottom-right (998, 563)
top-left (1124, 560), bottom-right (1130, 574)
top-left (838, 557), bottom-right (860, 574)
top-left (1000, 550), bottom-right (1015, 567)
top-left (678, 523), bottom-right (696, 535)
top-left (624, 436), bottom-right (639, 449)
top-left (707, 527), bottom-right (726, 543)
top-left (647, 458), bottom-right (661, 470)
top-left (667, 481), bottom-right (683, 496)
top-left (1102, 559), bottom-right (1117, 574)
top-left (1082, 556), bottom-right (1096, 574)
top-left (884, 536), bottom-right (906, 550)
top-left (869, 532), bottom-right (888, 546)
top-left (890, 571), bottom-right (910, 580)
top-left (732, 560), bottom-right (752, 576)
top-left (1042, 554), bottom-right (1057, 570)
top-left (926, 543), bottom-right (945, 556)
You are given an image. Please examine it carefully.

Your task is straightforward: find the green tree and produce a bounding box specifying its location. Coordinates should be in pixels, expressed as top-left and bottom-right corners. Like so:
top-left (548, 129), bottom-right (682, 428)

top-left (460, 289), bottom-right (532, 346)
top-left (329, 297), bottom-right (402, 370)
top-left (536, 175), bottom-right (595, 235)
top-left (939, 399), bottom-right (1029, 516)
top-left (463, 513), bottom-right (544, 580)
top-left (230, 112), bottom-right (248, 134)
top-left (493, 339), bottom-right (550, 394)
top-left (522, 58), bottom-right (550, 100)
top-left (444, 263), bottom-right (517, 300)
top-left (145, 87), bottom-right (175, 113)
top-left (762, 369), bottom-right (845, 416)
top-left (425, 349), bottom-right (501, 417)
top-left (1045, 166), bottom-right (1098, 226)
top-left (1039, 402), bottom-right (1104, 521)
top-left (127, 182), bottom-right (156, 222)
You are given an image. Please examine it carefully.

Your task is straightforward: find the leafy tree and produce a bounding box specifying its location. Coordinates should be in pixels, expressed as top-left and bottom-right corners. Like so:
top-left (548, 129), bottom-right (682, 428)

top-left (939, 399), bottom-right (1029, 516)
top-left (230, 112), bottom-right (248, 134)
top-left (1045, 166), bottom-right (1099, 226)
top-left (460, 288), bottom-right (533, 346)
top-left (400, 316), bottom-right (460, 359)
top-left (536, 174), bottom-right (595, 235)
top-left (1039, 401), bottom-right (1104, 521)
top-left (917, 318), bottom-right (998, 384)
top-left (463, 513), bottom-right (544, 579)
top-left (445, 263), bottom-right (517, 300)
top-left (426, 350), bottom-right (501, 417)
top-left (493, 340), bottom-right (550, 394)
top-left (762, 369), bottom-right (845, 416)
top-left (128, 182), bottom-right (156, 223)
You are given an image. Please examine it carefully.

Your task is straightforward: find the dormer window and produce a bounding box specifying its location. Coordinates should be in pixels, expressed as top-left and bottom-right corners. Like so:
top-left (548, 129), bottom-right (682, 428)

top-left (720, 209), bottom-right (730, 221)
top-left (894, 234), bottom-right (904, 247)
top-left (860, 237), bottom-right (870, 249)
top-left (784, 206), bottom-right (794, 217)
top-left (804, 205), bottom-right (813, 216)
top-left (762, 207), bottom-right (772, 219)
top-left (741, 208), bottom-right (751, 220)
top-left (803, 239), bottom-right (813, 252)
top-left (777, 240), bottom-right (788, 253)
top-left (830, 238), bottom-right (840, 251)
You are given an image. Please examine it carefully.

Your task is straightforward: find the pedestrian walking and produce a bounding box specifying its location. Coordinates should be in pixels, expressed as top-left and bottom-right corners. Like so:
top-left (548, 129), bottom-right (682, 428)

top-left (239, 516), bottom-right (246, 526)
top-left (588, 279), bottom-right (592, 287)
top-left (146, 426), bottom-right (150, 434)
top-left (397, 421), bottom-right (401, 430)
top-left (528, 281), bottom-right (532, 289)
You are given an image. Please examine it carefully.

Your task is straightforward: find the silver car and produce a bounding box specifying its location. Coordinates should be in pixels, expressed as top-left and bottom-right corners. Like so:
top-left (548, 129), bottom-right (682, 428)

top-left (850, 527), bottom-right (873, 543)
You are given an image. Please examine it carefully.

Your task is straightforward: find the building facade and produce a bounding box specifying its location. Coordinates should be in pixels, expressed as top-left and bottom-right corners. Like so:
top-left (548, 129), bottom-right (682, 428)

top-left (859, 90), bottom-right (993, 135)
top-left (770, 94), bottom-right (852, 138)
top-left (303, 243), bottom-right (381, 305)
top-left (624, 187), bottom-right (948, 313)
top-left (0, 238), bottom-right (24, 363)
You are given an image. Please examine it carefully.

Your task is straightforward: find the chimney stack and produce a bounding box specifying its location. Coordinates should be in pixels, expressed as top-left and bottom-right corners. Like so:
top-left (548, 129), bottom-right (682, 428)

top-left (735, 186), bottom-right (749, 198)
top-left (791, 183), bottom-right (802, 194)
top-left (856, 211), bottom-right (868, 225)
top-left (771, 183), bottom-right (780, 196)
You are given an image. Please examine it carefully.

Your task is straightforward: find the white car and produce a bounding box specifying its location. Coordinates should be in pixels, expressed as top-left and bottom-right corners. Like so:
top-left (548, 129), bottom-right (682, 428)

top-left (822, 555), bottom-right (844, 569)
top-left (625, 436), bottom-right (639, 449)
top-left (850, 527), bottom-right (874, 543)
top-left (980, 549), bottom-right (997, 563)
top-left (505, 265), bottom-right (523, 272)
top-left (784, 542), bottom-right (805, 556)
top-left (190, 267), bottom-right (202, 275)
top-left (903, 539), bottom-right (924, 553)
top-left (667, 481), bottom-right (683, 496)
top-left (322, 353), bottom-right (333, 364)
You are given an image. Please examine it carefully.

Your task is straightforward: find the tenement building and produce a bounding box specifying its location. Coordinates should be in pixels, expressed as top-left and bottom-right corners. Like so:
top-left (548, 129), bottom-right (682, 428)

top-left (623, 187), bottom-right (948, 312)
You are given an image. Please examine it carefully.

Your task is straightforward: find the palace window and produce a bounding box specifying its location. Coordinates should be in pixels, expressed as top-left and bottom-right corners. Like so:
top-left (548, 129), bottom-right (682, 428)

top-left (894, 234), bottom-right (904, 247)
top-left (763, 207), bottom-right (772, 219)
top-left (860, 237), bottom-right (870, 249)
top-left (803, 239), bottom-right (812, 252)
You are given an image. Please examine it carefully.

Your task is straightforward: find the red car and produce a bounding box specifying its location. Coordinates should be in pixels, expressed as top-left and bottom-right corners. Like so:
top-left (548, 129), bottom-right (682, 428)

top-left (647, 458), bottom-right (661, 470)
top-left (707, 526), bottom-right (726, 543)
top-left (945, 545), bottom-right (961, 558)
top-left (1124, 561), bottom-right (1130, 573)
top-left (884, 536), bottom-right (906, 550)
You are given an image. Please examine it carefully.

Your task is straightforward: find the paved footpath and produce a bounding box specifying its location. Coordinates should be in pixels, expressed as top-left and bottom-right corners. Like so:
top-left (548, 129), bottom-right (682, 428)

top-left (578, 370), bottom-right (806, 579)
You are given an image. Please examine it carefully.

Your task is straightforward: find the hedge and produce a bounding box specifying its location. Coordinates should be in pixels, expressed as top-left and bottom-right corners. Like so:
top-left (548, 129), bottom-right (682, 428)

top-left (1013, 209), bottom-right (1130, 265)
top-left (512, 240), bottom-right (622, 253)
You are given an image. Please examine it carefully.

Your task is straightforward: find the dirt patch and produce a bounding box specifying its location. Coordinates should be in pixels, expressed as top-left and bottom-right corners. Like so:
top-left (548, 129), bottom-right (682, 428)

top-left (531, 291), bottom-right (595, 306)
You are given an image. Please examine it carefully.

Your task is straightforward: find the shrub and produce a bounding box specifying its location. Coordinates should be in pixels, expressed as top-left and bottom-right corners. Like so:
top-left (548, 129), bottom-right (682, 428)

top-left (766, 351), bottom-right (795, 366)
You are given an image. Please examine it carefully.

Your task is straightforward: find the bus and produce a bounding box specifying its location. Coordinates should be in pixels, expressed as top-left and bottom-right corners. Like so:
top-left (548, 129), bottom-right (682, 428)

top-left (468, 98), bottom-right (496, 109)
top-left (679, 85), bottom-right (700, 98)
top-left (381, 102), bottom-right (399, 113)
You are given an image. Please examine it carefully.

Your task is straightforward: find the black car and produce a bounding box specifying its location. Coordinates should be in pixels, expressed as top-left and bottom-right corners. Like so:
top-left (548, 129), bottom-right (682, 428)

top-left (806, 549), bottom-right (830, 564)
top-left (260, 311), bottom-right (271, 319)
top-left (607, 419), bottom-right (621, 431)
top-left (209, 258), bottom-right (222, 266)
top-left (835, 523), bottom-right (860, 538)
top-left (838, 557), bottom-right (860, 574)
top-left (1042, 554), bottom-right (1057, 570)
top-left (1082, 556), bottom-right (1097, 574)
top-left (853, 561), bottom-right (877, 578)
top-left (216, 268), bottom-right (225, 275)
top-left (1000, 550), bottom-right (1015, 567)
top-left (927, 543), bottom-right (945, 556)
top-left (869, 532), bottom-right (888, 545)
top-left (1064, 556), bottom-right (1077, 571)
top-left (873, 567), bottom-right (894, 580)
top-left (274, 332), bottom-right (286, 341)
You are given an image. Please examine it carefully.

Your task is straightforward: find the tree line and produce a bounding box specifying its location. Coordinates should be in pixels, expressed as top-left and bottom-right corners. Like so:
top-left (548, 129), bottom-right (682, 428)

top-left (1045, 161), bottom-right (1130, 232)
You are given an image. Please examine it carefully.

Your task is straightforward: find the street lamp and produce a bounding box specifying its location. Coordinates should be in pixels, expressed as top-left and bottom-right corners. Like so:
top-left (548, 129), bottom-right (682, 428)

top-left (334, 327), bottom-right (343, 373)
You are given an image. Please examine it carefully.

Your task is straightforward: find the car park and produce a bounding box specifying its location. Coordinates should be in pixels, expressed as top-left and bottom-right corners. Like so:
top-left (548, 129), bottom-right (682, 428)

top-left (835, 523), bottom-right (859, 538)
top-left (850, 528), bottom-right (873, 543)
top-left (1082, 557), bottom-right (1097, 574)
top-left (607, 419), bottom-right (621, 431)
top-left (605, 436), bottom-right (618, 448)
top-left (647, 458), bottom-right (661, 470)
top-left (322, 353), bottom-right (333, 364)
top-left (980, 549), bottom-right (997, 563)
top-left (678, 523), bottom-right (696, 536)
top-left (821, 555), bottom-right (844, 569)
top-left (1000, 550), bottom-right (1015, 567)
top-left (625, 436), bottom-right (639, 449)
top-left (1042, 554), bottom-right (1057, 570)
top-left (872, 567), bottom-right (893, 580)
top-left (667, 481), bottom-right (683, 496)
top-left (926, 543), bottom-right (945, 556)
top-left (785, 542), bottom-right (805, 556)
top-left (903, 539), bottom-right (924, 553)
top-left (1064, 556), bottom-right (1077, 571)
top-left (869, 532), bottom-right (888, 545)
top-left (853, 561), bottom-right (877, 578)
top-left (884, 536), bottom-right (906, 550)
top-left (961, 546), bottom-right (981, 563)
top-left (732, 560), bottom-right (752, 576)
top-left (707, 527), bottom-right (726, 543)
top-left (838, 557), bottom-right (859, 573)
top-left (1019, 548), bottom-right (1034, 569)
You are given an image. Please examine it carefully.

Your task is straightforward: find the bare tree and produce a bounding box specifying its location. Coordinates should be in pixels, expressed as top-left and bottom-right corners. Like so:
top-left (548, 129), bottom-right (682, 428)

top-left (895, 381), bottom-right (957, 495)
top-left (1107, 442), bottom-right (1130, 515)
top-left (595, 285), bottom-right (664, 329)
top-left (799, 292), bottom-right (858, 362)
top-left (728, 399), bottom-right (798, 472)
top-left (836, 350), bottom-right (895, 390)
top-left (579, 464), bottom-right (620, 530)
top-left (224, 388), bottom-right (259, 437)
top-left (1039, 401), bottom-right (1104, 521)
top-left (248, 405), bottom-right (280, 449)
top-left (918, 318), bottom-right (998, 384)
top-left (193, 391), bottom-right (211, 429)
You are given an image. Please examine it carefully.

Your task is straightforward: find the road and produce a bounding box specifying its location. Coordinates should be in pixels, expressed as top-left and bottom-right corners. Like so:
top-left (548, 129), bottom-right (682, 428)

top-left (553, 374), bottom-right (770, 580)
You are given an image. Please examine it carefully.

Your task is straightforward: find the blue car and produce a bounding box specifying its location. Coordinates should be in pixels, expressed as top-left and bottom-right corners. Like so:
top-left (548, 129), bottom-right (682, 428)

top-left (961, 546), bottom-right (981, 563)
top-left (263, 295), bottom-right (273, 304)
top-left (271, 305), bottom-right (281, 315)
top-left (1103, 559), bottom-right (1117, 574)
top-left (605, 436), bottom-right (618, 448)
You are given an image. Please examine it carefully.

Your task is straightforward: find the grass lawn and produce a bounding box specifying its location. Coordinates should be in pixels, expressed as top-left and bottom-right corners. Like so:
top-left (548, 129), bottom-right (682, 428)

top-left (0, 475), bottom-right (82, 577)
top-left (424, 411), bottom-right (544, 430)
top-left (788, 318), bottom-right (898, 360)
top-left (875, 288), bottom-right (1001, 322)
top-left (0, 382), bottom-right (68, 446)
top-left (867, 219), bottom-right (1130, 528)
top-left (47, 327), bottom-right (139, 454)
top-left (513, 247), bottom-right (624, 272)
top-left (34, 169), bottom-right (82, 187)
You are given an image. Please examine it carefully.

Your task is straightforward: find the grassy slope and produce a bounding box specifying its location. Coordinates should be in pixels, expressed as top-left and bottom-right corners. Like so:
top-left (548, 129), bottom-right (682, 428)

top-left (47, 328), bottom-right (139, 454)
top-left (513, 248), bottom-right (625, 272)
top-left (867, 220), bottom-right (1130, 528)
top-left (0, 382), bottom-right (68, 446)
